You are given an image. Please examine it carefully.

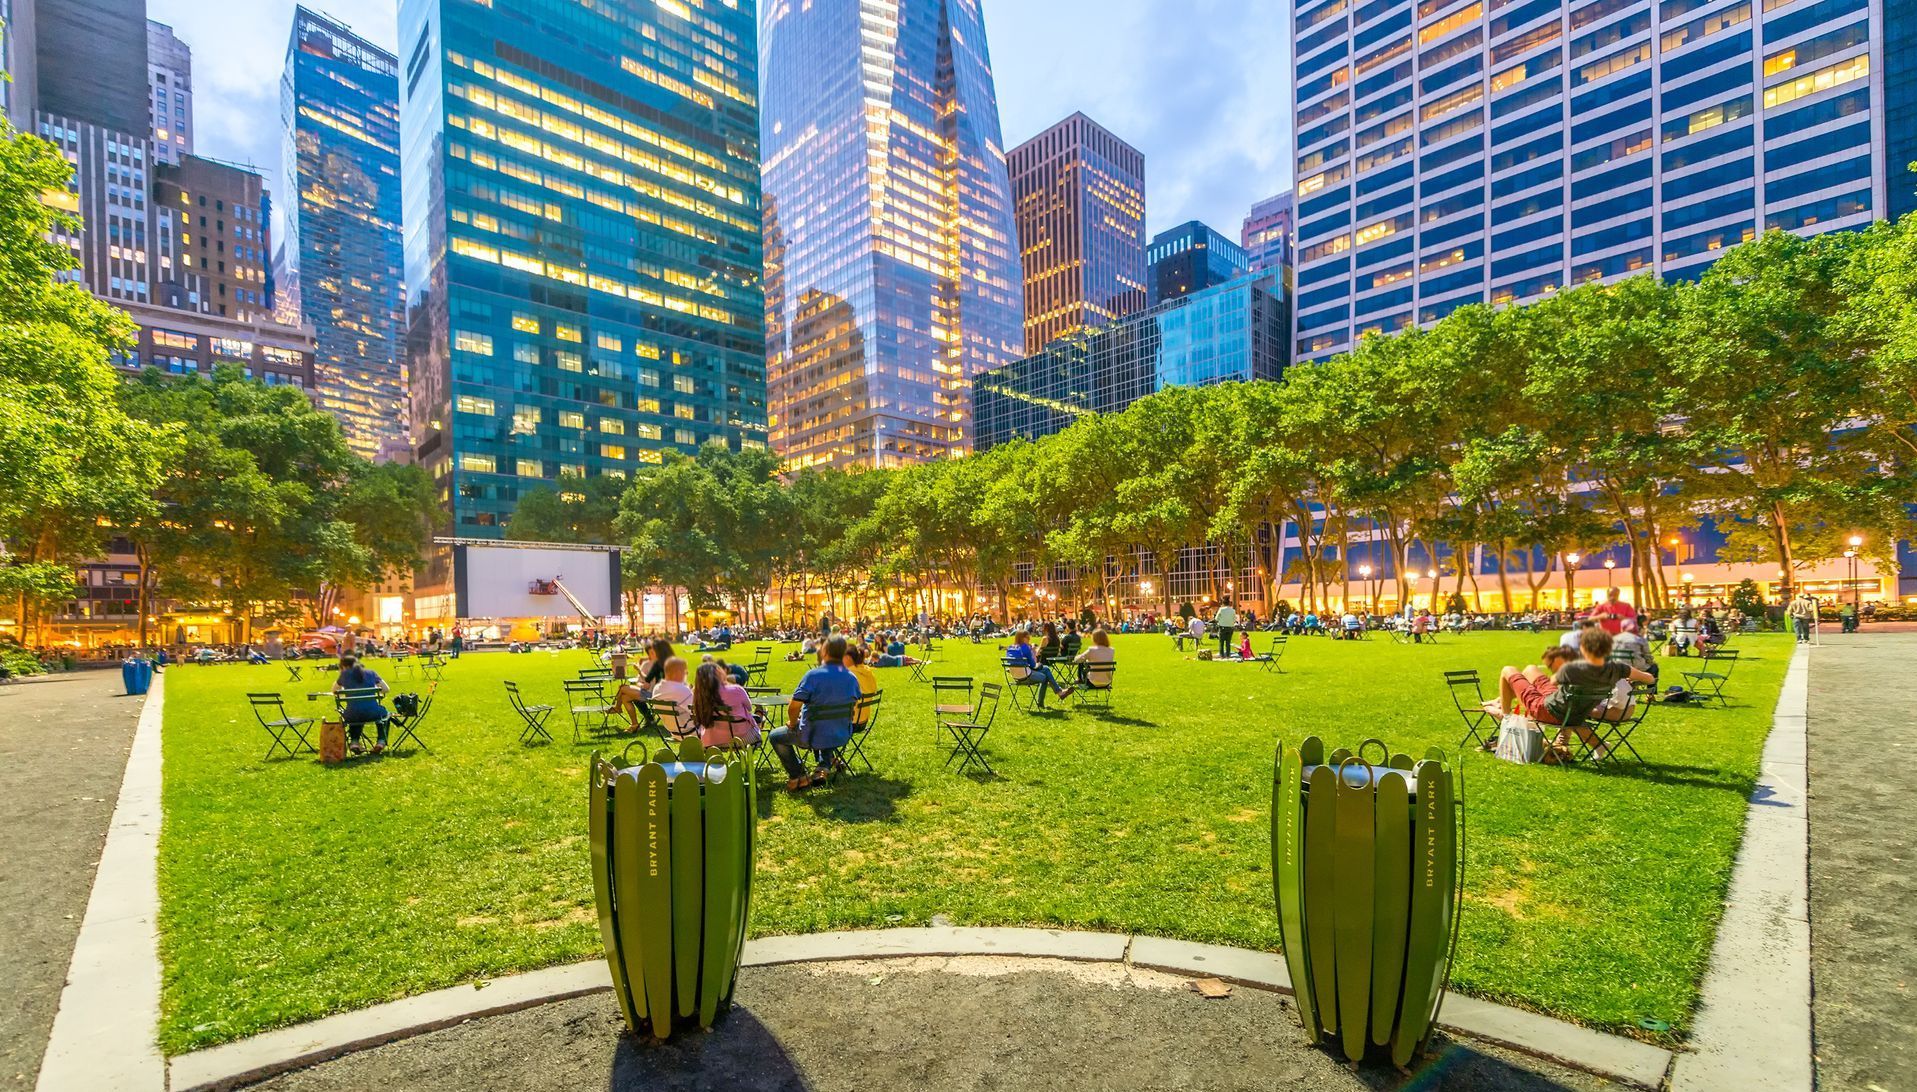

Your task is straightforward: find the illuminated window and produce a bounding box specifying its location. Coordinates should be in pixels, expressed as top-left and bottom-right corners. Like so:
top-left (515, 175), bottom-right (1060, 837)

top-left (598, 418), bottom-right (626, 435)
top-left (454, 330), bottom-right (493, 356)
top-left (672, 375), bottom-right (695, 394)
top-left (674, 404), bottom-right (696, 420)
top-left (458, 453), bottom-right (496, 473)
top-left (511, 313), bottom-right (540, 333)
top-left (516, 459), bottom-right (543, 477)
top-left (596, 333), bottom-right (623, 352)
top-left (1764, 54), bottom-right (1868, 108)
top-left (555, 351), bottom-right (583, 372)
top-left (637, 423), bottom-right (663, 440)
top-left (1419, 2), bottom-right (1481, 43)
top-left (559, 411), bottom-right (585, 429)
top-left (455, 394), bottom-right (495, 415)
top-left (601, 444), bottom-right (626, 460)
top-left (512, 406), bottom-right (541, 433)
top-left (555, 323), bottom-right (582, 342)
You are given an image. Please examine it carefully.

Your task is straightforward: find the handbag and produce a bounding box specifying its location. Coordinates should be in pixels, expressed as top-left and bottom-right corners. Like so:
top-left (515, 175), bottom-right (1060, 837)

top-left (1494, 713), bottom-right (1545, 765)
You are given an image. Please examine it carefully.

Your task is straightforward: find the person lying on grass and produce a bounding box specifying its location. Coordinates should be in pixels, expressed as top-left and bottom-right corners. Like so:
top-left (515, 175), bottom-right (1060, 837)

top-left (874, 634), bottom-right (924, 668)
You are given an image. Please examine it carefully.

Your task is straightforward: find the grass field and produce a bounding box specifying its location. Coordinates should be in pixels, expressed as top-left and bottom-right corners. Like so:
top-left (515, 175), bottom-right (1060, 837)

top-left (155, 630), bottom-right (1790, 1053)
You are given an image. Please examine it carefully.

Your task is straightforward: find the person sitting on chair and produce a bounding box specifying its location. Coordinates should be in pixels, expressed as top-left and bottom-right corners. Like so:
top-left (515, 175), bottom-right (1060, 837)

top-left (1670, 609), bottom-right (1700, 655)
top-left (874, 635), bottom-right (924, 669)
top-left (847, 644), bottom-right (879, 721)
top-left (691, 661), bottom-right (759, 750)
top-left (1612, 618), bottom-right (1658, 683)
top-left (1074, 627), bottom-right (1116, 686)
top-left (1411, 611), bottom-right (1432, 643)
top-left (333, 654), bottom-right (392, 755)
top-left (772, 636), bottom-right (861, 791)
top-left (1061, 620), bottom-right (1084, 660)
top-left (1340, 610), bottom-right (1363, 639)
top-left (1007, 630), bottom-right (1073, 705)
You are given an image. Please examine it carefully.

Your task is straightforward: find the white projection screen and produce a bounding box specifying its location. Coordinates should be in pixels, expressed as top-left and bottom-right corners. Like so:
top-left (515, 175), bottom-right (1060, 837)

top-left (453, 543), bottom-right (621, 621)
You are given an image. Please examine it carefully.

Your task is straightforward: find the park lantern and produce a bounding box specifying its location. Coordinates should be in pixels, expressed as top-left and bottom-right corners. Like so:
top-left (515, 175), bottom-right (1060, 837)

top-left (589, 739), bottom-right (758, 1041)
top-left (1271, 737), bottom-right (1464, 1066)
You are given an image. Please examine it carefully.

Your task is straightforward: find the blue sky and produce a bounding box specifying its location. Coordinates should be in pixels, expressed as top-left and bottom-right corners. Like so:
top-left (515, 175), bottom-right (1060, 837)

top-left (150, 0), bottom-right (1291, 241)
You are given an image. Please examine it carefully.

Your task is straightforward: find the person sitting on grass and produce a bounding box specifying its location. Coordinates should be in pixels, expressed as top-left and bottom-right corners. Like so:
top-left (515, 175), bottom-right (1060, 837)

top-left (1006, 630), bottom-right (1073, 706)
top-left (1236, 630), bottom-right (1254, 660)
top-left (1073, 627), bottom-right (1116, 687)
top-left (772, 636), bottom-right (861, 791)
top-left (691, 660), bottom-right (760, 750)
top-left (785, 635), bottom-right (818, 662)
top-left (333, 654), bottom-right (392, 755)
top-left (874, 634), bottom-right (924, 669)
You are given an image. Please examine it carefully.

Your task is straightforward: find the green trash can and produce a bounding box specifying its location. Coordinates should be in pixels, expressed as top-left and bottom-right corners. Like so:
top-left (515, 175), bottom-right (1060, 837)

top-left (590, 737), bottom-right (758, 1041)
top-left (1271, 736), bottom-right (1464, 1066)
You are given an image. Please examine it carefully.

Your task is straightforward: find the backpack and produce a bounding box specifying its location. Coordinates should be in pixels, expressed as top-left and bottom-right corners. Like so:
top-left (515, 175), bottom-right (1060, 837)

top-left (393, 692), bottom-right (422, 717)
top-left (1661, 686), bottom-right (1695, 705)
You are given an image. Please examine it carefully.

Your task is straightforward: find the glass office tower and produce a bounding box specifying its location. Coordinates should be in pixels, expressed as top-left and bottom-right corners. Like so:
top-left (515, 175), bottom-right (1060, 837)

top-left (1291, 0), bottom-right (1893, 362)
top-left (1242, 191), bottom-right (1296, 282)
top-left (1147, 220), bottom-right (1250, 305)
top-left (1007, 111), bottom-right (1148, 355)
top-left (282, 7), bottom-right (407, 462)
top-left (974, 273), bottom-right (1289, 450)
top-left (400, 0), bottom-right (768, 534)
top-left (760, 0), bottom-right (1024, 470)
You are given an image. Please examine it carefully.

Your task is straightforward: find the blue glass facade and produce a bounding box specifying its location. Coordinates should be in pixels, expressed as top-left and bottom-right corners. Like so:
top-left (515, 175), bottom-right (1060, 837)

top-left (1147, 220), bottom-right (1251, 305)
top-left (282, 6), bottom-right (407, 461)
top-left (974, 274), bottom-right (1289, 450)
top-left (760, 0), bottom-right (1024, 469)
top-left (1888, 0), bottom-right (1917, 219)
top-left (400, 0), bottom-right (767, 534)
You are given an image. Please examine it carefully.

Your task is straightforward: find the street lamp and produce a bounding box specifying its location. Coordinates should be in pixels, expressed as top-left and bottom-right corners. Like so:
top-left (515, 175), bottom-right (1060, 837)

top-left (1847, 534), bottom-right (1865, 618)
top-left (1681, 572), bottom-right (1694, 607)
top-left (1359, 564), bottom-right (1373, 611)
top-left (1565, 552), bottom-right (1581, 610)
top-left (1603, 558), bottom-right (1616, 587)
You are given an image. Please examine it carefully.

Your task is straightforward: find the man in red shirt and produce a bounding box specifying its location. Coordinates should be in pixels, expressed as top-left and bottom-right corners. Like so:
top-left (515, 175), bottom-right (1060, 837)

top-left (1586, 587), bottom-right (1638, 636)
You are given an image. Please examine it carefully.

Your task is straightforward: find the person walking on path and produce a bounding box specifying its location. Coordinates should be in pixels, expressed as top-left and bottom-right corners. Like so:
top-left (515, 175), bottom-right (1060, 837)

top-left (1788, 593), bottom-right (1818, 643)
top-left (1213, 600), bottom-right (1239, 658)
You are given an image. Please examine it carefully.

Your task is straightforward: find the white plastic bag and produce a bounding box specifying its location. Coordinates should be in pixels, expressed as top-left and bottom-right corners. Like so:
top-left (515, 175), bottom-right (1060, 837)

top-left (1494, 713), bottom-right (1545, 765)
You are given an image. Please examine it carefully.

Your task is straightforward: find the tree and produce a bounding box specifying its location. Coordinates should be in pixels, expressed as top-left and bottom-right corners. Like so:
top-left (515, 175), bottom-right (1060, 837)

top-left (505, 472), bottom-right (625, 544)
top-left (0, 125), bottom-right (174, 640)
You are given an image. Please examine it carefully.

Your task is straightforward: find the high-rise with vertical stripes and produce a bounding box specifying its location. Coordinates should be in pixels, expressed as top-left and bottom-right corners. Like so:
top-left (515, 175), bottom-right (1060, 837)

top-left (1290, 0), bottom-right (1901, 362)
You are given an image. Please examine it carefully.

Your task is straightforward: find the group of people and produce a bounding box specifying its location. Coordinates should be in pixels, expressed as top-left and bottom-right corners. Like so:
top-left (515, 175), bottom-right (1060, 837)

top-left (1004, 625), bottom-right (1116, 707)
top-left (1487, 589), bottom-right (1658, 764)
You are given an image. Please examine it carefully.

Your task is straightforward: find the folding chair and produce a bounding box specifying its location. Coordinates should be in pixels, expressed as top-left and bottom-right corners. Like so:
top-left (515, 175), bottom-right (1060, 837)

top-left (505, 681), bottom-right (554, 745)
top-left (846, 693), bottom-right (882, 772)
top-left (744, 660), bottom-right (769, 688)
top-left (284, 661), bottom-right (304, 682)
top-left (387, 683), bottom-right (437, 754)
top-left (645, 697), bottom-right (693, 745)
top-left (940, 683), bottom-right (1001, 776)
top-left (248, 692), bottom-right (316, 760)
top-left (563, 678), bottom-right (619, 744)
top-left (796, 699), bottom-right (860, 781)
top-left (1681, 648), bottom-right (1738, 706)
top-left (910, 642), bottom-right (939, 683)
top-left (1001, 658), bottom-right (1047, 711)
top-left (1552, 685), bottom-right (1616, 765)
top-left (931, 676), bottom-right (976, 741)
top-left (1249, 636), bottom-right (1287, 673)
top-left (1442, 670), bottom-right (1498, 750)
top-left (1589, 681), bottom-right (1652, 764)
top-left (418, 655), bottom-right (445, 682)
top-left (1072, 661), bottom-right (1115, 709)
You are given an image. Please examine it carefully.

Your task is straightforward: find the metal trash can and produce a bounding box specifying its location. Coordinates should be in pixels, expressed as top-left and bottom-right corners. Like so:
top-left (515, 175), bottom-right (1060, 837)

top-left (1272, 736), bottom-right (1464, 1066)
top-left (122, 656), bottom-right (152, 696)
top-left (590, 737), bottom-right (757, 1041)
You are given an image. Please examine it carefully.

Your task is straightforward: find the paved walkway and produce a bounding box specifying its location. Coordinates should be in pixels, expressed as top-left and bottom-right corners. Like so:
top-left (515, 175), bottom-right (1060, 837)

top-left (0, 671), bottom-right (145, 1088)
top-left (245, 957), bottom-right (1612, 1092)
top-left (1808, 633), bottom-right (1917, 1092)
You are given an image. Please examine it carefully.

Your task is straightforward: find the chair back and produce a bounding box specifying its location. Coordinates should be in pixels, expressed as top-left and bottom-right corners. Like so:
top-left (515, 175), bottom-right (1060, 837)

top-left (564, 679), bottom-right (607, 699)
top-left (855, 692), bottom-right (882, 730)
top-left (796, 699), bottom-right (858, 750)
top-left (336, 686), bottom-right (381, 703)
top-left (931, 676), bottom-right (973, 699)
top-left (1556, 684), bottom-right (1613, 729)
top-left (1441, 670), bottom-right (1484, 709)
top-left (504, 680), bottom-right (527, 712)
top-left (1082, 660), bottom-right (1116, 690)
top-left (246, 692), bottom-right (290, 723)
top-left (646, 697), bottom-right (691, 738)
top-left (972, 683), bottom-right (1003, 727)
top-left (751, 645), bottom-right (773, 666)
top-left (1002, 658), bottom-right (1033, 682)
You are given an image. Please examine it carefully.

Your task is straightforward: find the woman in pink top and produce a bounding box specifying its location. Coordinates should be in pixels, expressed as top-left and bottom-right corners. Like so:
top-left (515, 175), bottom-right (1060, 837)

top-left (691, 661), bottom-right (761, 749)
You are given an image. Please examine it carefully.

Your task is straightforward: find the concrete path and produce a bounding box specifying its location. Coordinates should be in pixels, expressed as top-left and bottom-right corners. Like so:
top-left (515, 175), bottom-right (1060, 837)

top-left (239, 957), bottom-right (1616, 1092)
top-left (1807, 633), bottom-right (1917, 1092)
top-left (0, 672), bottom-right (145, 1088)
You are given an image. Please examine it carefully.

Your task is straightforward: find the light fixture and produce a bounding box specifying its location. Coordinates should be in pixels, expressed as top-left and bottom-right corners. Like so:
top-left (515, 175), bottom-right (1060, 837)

top-left (1567, 552), bottom-right (1580, 565)
top-left (1603, 559), bottom-right (1616, 570)
top-left (1848, 534), bottom-right (1863, 548)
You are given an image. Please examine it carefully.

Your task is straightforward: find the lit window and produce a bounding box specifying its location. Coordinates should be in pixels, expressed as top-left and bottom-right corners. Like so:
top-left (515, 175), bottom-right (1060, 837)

top-left (511, 313), bottom-right (540, 333)
top-left (601, 444), bottom-right (626, 460)
top-left (455, 394), bottom-right (495, 415)
top-left (1763, 54), bottom-right (1868, 108)
top-left (454, 331), bottom-right (493, 356)
top-left (598, 418), bottom-right (626, 435)
top-left (555, 323), bottom-right (582, 343)
top-left (559, 411), bottom-right (585, 429)
top-left (516, 459), bottom-right (543, 477)
top-left (459, 453), bottom-right (496, 473)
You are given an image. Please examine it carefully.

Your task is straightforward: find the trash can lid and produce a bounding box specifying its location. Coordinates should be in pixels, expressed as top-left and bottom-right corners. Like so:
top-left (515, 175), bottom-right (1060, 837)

top-left (615, 760), bottom-right (729, 784)
top-left (1301, 763), bottom-right (1421, 796)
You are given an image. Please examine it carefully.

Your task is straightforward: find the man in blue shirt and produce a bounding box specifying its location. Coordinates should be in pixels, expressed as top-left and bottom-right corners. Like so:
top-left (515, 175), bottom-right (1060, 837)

top-left (773, 636), bottom-right (862, 790)
top-left (1005, 631), bottom-right (1073, 707)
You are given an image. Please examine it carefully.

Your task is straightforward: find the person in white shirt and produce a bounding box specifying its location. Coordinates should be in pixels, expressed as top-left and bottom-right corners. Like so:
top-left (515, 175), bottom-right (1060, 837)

top-left (1074, 627), bottom-right (1117, 687)
top-left (644, 656), bottom-right (695, 737)
top-left (1212, 601), bottom-right (1239, 657)
top-left (1186, 614), bottom-right (1207, 651)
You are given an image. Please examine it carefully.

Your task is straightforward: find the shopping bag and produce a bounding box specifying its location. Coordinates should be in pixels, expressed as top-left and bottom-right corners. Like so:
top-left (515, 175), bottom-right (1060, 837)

top-left (1494, 714), bottom-right (1544, 764)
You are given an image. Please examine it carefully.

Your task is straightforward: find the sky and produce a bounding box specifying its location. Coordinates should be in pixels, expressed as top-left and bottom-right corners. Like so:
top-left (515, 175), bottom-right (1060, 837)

top-left (149, 0), bottom-right (1292, 243)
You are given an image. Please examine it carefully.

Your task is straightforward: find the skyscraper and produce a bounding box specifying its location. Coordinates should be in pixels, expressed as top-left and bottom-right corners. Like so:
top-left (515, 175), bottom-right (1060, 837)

top-left (151, 153), bottom-right (270, 321)
top-left (760, 0), bottom-right (1024, 470)
top-left (1888, 3), bottom-right (1916, 220)
top-left (1242, 191), bottom-right (1295, 282)
top-left (1291, 0), bottom-right (1894, 363)
top-left (400, 0), bottom-right (768, 542)
top-left (146, 19), bottom-right (189, 164)
top-left (281, 6), bottom-right (406, 462)
top-left (1007, 111), bottom-right (1147, 355)
top-left (2, 0), bottom-right (37, 129)
top-left (1147, 220), bottom-right (1249, 305)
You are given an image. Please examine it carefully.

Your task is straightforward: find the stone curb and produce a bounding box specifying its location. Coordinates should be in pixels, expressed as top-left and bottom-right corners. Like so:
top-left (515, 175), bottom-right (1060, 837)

top-left (36, 673), bottom-right (167, 1092)
top-left (168, 926), bottom-right (1674, 1091)
top-left (1668, 643), bottom-right (1814, 1092)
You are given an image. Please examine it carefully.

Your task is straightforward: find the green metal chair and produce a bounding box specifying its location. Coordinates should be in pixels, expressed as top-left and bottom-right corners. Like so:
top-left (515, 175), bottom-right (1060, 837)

top-left (504, 681), bottom-right (554, 745)
top-left (1681, 648), bottom-right (1738, 706)
top-left (940, 683), bottom-right (1001, 776)
top-left (247, 692), bottom-right (316, 760)
top-left (564, 678), bottom-right (619, 744)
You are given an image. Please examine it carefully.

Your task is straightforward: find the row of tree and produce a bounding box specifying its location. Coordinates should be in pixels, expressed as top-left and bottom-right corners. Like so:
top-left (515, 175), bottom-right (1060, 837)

top-left (513, 217), bottom-right (1917, 623)
top-left (1, 128), bottom-right (437, 645)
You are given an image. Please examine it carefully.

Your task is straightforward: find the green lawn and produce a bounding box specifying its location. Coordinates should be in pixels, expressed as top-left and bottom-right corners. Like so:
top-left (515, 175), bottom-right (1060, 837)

top-left (155, 631), bottom-right (1790, 1053)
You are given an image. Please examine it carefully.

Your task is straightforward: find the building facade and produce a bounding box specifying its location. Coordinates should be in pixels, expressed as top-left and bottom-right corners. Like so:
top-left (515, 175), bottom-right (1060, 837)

top-left (1147, 219), bottom-right (1250, 305)
top-left (114, 298), bottom-right (316, 388)
top-left (1291, 0), bottom-right (1896, 362)
top-left (400, 0), bottom-right (768, 539)
top-left (1242, 191), bottom-right (1296, 283)
top-left (760, 0), bottom-right (1024, 470)
top-left (281, 6), bottom-right (408, 462)
top-left (146, 19), bottom-right (189, 164)
top-left (1888, 0), bottom-right (1915, 219)
top-left (974, 273), bottom-right (1290, 449)
top-left (2, 0), bottom-right (37, 128)
top-left (1007, 111), bottom-right (1148, 355)
top-left (150, 153), bottom-right (270, 320)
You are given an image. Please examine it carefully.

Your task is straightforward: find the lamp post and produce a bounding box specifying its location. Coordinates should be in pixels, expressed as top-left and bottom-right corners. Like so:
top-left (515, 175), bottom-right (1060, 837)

top-left (1847, 534), bottom-right (1864, 615)
top-left (1359, 564), bottom-right (1373, 612)
top-left (1565, 551), bottom-right (1581, 611)
top-left (1604, 558), bottom-right (1616, 588)
top-left (1681, 572), bottom-right (1694, 607)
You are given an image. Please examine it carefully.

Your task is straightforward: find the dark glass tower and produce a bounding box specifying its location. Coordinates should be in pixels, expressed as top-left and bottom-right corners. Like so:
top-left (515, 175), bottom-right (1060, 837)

top-left (399, 0), bottom-right (768, 538)
top-left (1147, 220), bottom-right (1250, 305)
top-left (281, 7), bottom-right (407, 462)
top-left (760, 0), bottom-right (1024, 469)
